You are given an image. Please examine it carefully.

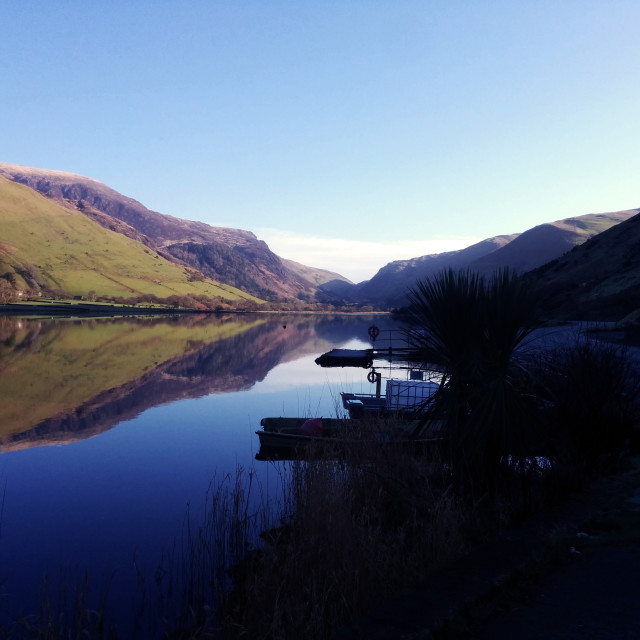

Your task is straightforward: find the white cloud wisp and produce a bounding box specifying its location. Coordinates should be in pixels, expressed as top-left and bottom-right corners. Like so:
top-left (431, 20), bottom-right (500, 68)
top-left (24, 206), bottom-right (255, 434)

top-left (255, 228), bottom-right (481, 283)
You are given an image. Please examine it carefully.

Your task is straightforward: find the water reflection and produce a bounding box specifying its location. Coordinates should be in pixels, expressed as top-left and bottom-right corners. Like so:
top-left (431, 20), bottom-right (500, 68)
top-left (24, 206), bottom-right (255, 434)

top-left (0, 313), bottom-right (377, 451)
top-left (0, 312), bottom-right (397, 632)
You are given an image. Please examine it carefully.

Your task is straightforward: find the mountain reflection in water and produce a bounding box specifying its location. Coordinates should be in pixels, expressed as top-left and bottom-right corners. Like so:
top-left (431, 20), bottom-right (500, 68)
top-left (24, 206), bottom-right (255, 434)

top-left (0, 313), bottom-right (375, 451)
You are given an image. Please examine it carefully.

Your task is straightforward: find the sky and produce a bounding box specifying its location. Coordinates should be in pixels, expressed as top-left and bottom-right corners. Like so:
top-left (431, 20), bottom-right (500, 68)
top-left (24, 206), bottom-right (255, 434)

top-left (2, 1), bottom-right (639, 283)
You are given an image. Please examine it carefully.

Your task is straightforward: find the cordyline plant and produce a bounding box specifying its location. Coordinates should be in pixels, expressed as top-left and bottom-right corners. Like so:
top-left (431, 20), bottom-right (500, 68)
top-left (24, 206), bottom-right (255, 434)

top-left (404, 268), bottom-right (543, 502)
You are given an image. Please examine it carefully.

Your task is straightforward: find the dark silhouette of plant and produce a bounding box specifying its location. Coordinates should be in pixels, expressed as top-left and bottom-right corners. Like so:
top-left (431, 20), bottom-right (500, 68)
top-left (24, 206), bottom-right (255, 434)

top-left (541, 336), bottom-right (640, 471)
top-left (404, 268), bottom-right (542, 500)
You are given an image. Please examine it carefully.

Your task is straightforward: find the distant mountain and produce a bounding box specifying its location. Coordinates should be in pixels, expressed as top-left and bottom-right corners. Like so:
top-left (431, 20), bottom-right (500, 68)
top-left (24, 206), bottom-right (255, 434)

top-left (0, 162), bottom-right (352, 301)
top-left (350, 236), bottom-right (516, 308)
top-left (0, 176), bottom-right (259, 305)
top-left (526, 210), bottom-right (640, 322)
top-left (1, 162), bottom-right (636, 318)
top-left (470, 211), bottom-right (636, 276)
top-left (319, 210), bottom-right (638, 309)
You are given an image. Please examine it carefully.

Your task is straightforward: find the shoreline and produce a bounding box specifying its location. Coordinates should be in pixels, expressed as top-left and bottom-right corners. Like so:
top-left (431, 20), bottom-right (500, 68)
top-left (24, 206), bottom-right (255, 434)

top-left (0, 301), bottom-right (205, 317)
top-left (0, 302), bottom-right (390, 318)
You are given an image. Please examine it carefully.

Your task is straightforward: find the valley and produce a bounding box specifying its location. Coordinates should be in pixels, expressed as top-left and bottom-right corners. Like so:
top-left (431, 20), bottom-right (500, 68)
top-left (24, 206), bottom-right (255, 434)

top-left (0, 162), bottom-right (638, 323)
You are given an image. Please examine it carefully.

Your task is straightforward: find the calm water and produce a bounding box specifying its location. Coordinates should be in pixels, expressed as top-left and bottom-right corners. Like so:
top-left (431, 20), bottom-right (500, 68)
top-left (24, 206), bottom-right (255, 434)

top-left (0, 312), bottom-right (404, 632)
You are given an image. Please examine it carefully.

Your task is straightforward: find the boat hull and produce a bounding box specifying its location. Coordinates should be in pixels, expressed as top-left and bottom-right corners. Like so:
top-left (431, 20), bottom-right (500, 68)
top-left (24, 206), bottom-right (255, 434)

top-left (255, 416), bottom-right (444, 460)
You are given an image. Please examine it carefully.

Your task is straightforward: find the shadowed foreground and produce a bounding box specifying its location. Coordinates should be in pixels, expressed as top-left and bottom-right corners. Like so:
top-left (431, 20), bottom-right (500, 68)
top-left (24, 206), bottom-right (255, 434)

top-left (335, 459), bottom-right (640, 639)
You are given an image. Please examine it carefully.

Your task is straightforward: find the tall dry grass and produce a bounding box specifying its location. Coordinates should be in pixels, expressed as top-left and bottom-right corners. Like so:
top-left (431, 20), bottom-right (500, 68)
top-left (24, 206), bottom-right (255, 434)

top-left (217, 424), bottom-right (471, 640)
top-left (146, 467), bottom-right (273, 638)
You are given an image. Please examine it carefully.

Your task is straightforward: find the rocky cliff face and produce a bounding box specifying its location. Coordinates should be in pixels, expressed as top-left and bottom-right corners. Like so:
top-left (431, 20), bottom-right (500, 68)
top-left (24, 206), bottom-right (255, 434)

top-left (0, 162), bottom-right (351, 301)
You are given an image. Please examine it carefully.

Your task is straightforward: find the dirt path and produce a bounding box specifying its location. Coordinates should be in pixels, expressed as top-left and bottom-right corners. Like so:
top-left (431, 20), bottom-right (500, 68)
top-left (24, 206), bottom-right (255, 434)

top-left (335, 463), bottom-right (640, 640)
top-left (472, 543), bottom-right (640, 639)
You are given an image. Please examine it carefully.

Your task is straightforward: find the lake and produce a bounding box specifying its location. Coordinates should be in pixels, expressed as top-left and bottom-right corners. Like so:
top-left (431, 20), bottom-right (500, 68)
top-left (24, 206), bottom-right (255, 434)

top-left (0, 312), bottom-right (405, 634)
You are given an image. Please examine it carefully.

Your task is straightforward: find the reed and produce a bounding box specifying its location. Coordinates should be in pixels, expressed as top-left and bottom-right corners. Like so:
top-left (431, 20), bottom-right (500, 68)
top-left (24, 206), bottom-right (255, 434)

top-left (217, 425), bottom-right (472, 640)
top-left (147, 467), bottom-right (274, 638)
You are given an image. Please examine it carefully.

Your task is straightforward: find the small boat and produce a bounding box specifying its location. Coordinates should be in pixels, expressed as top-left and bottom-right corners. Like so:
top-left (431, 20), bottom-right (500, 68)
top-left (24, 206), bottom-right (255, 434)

top-left (255, 417), bottom-right (352, 460)
top-left (314, 348), bottom-right (374, 368)
top-left (341, 379), bottom-right (439, 419)
top-left (340, 392), bottom-right (387, 416)
top-left (255, 415), bottom-right (444, 460)
top-left (256, 416), bottom-right (356, 449)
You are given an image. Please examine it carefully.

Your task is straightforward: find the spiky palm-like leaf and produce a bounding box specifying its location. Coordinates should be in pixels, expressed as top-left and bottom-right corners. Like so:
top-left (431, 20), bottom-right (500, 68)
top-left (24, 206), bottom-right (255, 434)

top-left (404, 268), bottom-right (541, 496)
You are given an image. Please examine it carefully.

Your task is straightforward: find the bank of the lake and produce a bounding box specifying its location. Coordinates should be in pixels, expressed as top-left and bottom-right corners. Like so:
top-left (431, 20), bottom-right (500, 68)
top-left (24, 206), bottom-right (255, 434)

top-left (0, 301), bottom-right (390, 317)
top-left (0, 301), bottom-right (212, 316)
top-left (335, 457), bottom-right (640, 639)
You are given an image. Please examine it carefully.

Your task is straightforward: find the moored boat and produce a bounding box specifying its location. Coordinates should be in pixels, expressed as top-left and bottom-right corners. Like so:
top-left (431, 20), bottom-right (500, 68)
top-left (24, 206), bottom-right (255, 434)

top-left (257, 416), bottom-right (357, 449)
top-left (314, 348), bottom-right (374, 368)
top-left (255, 415), bottom-right (444, 460)
top-left (341, 378), bottom-right (439, 419)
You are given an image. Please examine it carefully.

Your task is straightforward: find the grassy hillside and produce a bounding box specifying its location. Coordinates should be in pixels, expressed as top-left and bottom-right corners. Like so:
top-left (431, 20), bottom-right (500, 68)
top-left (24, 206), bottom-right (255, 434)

top-left (0, 162), bottom-right (351, 302)
top-left (0, 177), bottom-right (262, 303)
top-left (471, 210), bottom-right (637, 276)
top-left (528, 210), bottom-right (640, 321)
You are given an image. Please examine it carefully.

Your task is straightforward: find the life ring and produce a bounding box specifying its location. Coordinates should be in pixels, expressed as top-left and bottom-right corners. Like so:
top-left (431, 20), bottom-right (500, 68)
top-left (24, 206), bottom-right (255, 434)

top-left (368, 325), bottom-right (380, 340)
top-left (367, 370), bottom-right (377, 384)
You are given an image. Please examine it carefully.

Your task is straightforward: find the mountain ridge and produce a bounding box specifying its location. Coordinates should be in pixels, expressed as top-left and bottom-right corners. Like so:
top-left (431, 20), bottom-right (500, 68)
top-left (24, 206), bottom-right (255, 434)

top-left (0, 175), bottom-right (260, 306)
top-left (1, 161), bottom-right (638, 320)
top-left (317, 210), bottom-right (638, 309)
top-left (0, 162), bottom-right (351, 301)
top-left (527, 210), bottom-right (640, 321)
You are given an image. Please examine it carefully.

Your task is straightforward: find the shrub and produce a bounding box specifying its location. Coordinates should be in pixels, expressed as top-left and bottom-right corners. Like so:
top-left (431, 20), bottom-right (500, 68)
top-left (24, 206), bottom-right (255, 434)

top-left (541, 335), bottom-right (640, 471)
top-left (219, 432), bottom-right (469, 640)
top-left (403, 268), bottom-right (543, 502)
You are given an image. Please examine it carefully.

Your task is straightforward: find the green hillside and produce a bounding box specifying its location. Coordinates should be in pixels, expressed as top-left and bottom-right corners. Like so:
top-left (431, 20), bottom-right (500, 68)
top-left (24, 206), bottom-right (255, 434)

top-left (0, 177), bottom-right (262, 304)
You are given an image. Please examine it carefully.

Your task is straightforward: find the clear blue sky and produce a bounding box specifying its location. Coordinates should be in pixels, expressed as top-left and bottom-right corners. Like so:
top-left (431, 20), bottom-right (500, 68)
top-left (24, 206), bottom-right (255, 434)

top-left (2, 1), bottom-right (639, 282)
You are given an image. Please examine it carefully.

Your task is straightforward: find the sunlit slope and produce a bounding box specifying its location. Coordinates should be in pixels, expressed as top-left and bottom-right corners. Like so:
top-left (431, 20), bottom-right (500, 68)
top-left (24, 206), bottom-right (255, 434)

top-left (0, 177), bottom-right (262, 302)
top-left (0, 316), bottom-right (267, 438)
